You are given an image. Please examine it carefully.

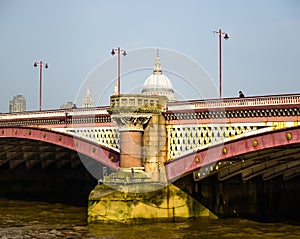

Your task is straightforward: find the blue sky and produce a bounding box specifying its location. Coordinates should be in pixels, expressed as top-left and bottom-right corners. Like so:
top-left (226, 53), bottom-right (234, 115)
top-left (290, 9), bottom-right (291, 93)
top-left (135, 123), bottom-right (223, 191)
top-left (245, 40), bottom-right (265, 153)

top-left (0, 0), bottom-right (299, 112)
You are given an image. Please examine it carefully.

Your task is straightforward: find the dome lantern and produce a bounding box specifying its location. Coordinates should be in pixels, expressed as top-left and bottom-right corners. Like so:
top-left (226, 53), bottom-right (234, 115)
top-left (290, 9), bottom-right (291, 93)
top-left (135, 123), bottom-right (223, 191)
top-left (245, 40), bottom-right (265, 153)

top-left (153, 49), bottom-right (162, 75)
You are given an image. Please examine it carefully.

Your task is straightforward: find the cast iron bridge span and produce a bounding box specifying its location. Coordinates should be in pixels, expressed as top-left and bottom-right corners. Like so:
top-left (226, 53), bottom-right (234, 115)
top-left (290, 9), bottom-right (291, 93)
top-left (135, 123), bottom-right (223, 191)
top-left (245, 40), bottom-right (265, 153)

top-left (0, 94), bottom-right (299, 180)
top-left (0, 93), bottom-right (299, 212)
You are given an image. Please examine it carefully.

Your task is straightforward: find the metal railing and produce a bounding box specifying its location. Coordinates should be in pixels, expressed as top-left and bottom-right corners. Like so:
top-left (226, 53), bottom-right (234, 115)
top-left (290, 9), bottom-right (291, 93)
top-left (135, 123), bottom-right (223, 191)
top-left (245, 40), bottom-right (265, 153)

top-left (0, 106), bottom-right (109, 121)
top-left (167, 94), bottom-right (300, 111)
top-left (1, 94), bottom-right (299, 123)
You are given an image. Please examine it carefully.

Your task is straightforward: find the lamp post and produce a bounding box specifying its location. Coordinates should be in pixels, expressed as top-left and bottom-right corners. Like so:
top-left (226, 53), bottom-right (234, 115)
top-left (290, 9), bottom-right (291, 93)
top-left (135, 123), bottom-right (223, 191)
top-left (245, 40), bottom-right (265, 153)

top-left (33, 60), bottom-right (48, 111)
top-left (111, 47), bottom-right (127, 95)
top-left (214, 29), bottom-right (229, 99)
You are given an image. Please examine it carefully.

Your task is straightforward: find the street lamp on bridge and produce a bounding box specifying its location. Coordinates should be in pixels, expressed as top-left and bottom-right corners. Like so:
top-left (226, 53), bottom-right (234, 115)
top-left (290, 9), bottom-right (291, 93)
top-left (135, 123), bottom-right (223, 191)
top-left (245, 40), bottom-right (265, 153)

top-left (111, 47), bottom-right (127, 95)
top-left (33, 60), bottom-right (48, 111)
top-left (213, 29), bottom-right (229, 99)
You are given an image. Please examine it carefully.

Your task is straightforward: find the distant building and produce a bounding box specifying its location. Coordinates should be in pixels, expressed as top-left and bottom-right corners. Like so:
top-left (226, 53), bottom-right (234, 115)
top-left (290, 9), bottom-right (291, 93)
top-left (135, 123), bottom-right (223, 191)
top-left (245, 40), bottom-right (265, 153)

top-left (141, 49), bottom-right (175, 101)
top-left (9, 95), bottom-right (26, 113)
top-left (60, 102), bottom-right (77, 109)
top-left (82, 87), bottom-right (94, 108)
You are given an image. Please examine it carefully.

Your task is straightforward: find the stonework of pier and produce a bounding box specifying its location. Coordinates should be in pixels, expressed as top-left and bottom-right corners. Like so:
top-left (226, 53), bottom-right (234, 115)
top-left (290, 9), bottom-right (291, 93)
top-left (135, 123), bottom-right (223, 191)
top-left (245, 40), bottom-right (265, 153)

top-left (87, 93), bottom-right (217, 224)
top-left (88, 183), bottom-right (217, 224)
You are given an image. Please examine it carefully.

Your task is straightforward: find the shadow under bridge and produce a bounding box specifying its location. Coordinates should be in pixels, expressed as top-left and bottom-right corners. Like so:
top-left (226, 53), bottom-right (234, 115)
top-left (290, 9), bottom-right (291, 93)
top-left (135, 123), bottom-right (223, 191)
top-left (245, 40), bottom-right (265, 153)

top-left (0, 126), bottom-right (120, 204)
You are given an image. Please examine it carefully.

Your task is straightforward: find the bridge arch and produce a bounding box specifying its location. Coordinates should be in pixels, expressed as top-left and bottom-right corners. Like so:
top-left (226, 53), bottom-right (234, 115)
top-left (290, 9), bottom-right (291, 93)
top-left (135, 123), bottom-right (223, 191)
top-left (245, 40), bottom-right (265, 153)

top-left (166, 126), bottom-right (300, 181)
top-left (0, 126), bottom-right (120, 171)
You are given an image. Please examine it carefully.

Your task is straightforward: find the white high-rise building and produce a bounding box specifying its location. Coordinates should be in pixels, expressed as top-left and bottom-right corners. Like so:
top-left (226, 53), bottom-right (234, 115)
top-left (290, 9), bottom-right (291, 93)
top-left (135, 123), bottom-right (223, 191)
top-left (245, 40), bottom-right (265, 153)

top-left (9, 95), bottom-right (26, 113)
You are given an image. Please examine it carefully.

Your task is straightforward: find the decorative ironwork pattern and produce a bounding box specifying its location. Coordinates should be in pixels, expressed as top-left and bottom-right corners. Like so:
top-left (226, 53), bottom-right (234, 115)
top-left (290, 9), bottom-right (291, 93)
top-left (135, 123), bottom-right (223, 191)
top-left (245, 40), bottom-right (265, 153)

top-left (165, 107), bottom-right (300, 120)
top-left (63, 127), bottom-right (120, 151)
top-left (166, 124), bottom-right (269, 160)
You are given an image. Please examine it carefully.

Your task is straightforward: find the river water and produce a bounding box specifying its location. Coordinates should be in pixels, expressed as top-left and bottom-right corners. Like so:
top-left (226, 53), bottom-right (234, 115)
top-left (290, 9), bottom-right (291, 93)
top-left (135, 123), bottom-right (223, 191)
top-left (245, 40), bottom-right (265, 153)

top-left (0, 198), bottom-right (300, 239)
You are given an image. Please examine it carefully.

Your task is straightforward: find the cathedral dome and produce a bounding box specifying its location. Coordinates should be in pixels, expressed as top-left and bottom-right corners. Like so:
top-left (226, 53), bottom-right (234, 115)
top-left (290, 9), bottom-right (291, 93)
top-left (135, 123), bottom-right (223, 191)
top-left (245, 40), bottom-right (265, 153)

top-left (142, 50), bottom-right (175, 100)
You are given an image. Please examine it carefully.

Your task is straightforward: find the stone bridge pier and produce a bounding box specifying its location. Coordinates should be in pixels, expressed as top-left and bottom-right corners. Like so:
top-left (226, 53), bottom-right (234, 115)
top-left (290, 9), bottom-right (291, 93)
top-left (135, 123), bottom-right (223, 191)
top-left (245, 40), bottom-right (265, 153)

top-left (88, 94), bottom-right (215, 224)
top-left (108, 94), bottom-right (168, 173)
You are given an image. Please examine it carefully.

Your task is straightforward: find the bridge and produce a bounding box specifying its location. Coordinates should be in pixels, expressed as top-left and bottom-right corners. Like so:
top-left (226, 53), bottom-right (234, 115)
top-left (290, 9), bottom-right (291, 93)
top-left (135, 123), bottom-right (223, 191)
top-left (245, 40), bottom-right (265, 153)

top-left (164, 95), bottom-right (300, 181)
top-left (0, 93), bottom-right (299, 220)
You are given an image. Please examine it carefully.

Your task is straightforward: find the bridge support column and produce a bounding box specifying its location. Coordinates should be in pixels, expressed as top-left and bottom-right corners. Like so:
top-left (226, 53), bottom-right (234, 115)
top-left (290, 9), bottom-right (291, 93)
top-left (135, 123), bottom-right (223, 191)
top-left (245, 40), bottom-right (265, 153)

top-left (119, 119), bottom-right (150, 168)
top-left (111, 115), bottom-right (151, 168)
top-left (87, 94), bottom-right (219, 224)
top-left (119, 129), bottom-right (143, 168)
top-left (108, 94), bottom-right (167, 171)
top-left (142, 113), bottom-right (167, 183)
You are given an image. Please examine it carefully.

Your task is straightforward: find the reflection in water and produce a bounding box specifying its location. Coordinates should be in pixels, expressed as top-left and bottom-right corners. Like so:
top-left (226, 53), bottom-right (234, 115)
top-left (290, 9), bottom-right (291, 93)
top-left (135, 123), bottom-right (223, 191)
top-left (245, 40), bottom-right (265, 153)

top-left (0, 198), bottom-right (299, 239)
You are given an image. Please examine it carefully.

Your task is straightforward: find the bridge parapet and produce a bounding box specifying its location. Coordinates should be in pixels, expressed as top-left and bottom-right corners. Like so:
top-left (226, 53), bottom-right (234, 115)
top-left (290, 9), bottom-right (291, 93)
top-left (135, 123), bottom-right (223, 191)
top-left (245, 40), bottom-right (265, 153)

top-left (0, 107), bottom-right (109, 121)
top-left (0, 107), bottom-right (111, 129)
top-left (167, 94), bottom-right (300, 111)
